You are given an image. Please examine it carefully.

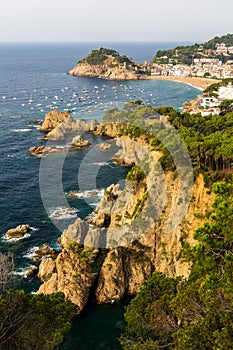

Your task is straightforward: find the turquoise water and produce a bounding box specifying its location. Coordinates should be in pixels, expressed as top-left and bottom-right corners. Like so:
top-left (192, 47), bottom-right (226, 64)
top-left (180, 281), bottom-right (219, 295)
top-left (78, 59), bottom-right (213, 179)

top-left (0, 42), bottom-right (200, 348)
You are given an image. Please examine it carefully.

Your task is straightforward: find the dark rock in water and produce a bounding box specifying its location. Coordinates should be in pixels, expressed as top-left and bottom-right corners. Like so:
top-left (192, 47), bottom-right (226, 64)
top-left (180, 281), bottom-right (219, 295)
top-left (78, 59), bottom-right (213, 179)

top-left (26, 119), bottom-right (41, 125)
top-left (5, 224), bottom-right (31, 239)
top-left (34, 244), bottom-right (59, 261)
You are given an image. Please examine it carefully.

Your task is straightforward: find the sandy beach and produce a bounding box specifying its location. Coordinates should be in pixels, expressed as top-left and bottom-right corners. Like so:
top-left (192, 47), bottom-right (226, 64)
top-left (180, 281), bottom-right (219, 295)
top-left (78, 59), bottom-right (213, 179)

top-left (147, 75), bottom-right (220, 91)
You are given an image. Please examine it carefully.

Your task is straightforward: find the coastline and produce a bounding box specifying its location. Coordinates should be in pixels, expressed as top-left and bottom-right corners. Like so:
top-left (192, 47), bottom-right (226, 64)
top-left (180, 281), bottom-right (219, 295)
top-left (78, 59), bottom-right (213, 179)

top-left (146, 75), bottom-right (220, 91)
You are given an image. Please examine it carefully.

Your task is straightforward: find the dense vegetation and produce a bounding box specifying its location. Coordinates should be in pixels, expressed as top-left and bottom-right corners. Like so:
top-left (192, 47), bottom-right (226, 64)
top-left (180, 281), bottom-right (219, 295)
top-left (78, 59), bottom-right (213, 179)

top-left (103, 100), bottom-right (233, 179)
top-left (120, 181), bottom-right (233, 349)
top-left (203, 33), bottom-right (233, 49)
top-left (0, 253), bottom-right (76, 350)
top-left (79, 47), bottom-right (132, 65)
top-left (103, 91), bottom-right (233, 348)
top-left (153, 33), bottom-right (233, 64)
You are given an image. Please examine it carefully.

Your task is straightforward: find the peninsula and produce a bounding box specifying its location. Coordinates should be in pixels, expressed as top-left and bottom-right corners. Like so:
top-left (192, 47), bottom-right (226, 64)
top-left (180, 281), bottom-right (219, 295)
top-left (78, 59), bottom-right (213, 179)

top-left (67, 47), bottom-right (150, 80)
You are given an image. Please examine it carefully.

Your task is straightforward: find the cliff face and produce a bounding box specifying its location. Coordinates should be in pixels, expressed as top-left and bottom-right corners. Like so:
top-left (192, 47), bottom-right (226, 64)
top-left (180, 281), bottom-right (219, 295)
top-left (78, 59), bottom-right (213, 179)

top-left (68, 56), bottom-right (144, 81)
top-left (37, 247), bottom-right (98, 312)
top-left (37, 129), bottom-right (214, 310)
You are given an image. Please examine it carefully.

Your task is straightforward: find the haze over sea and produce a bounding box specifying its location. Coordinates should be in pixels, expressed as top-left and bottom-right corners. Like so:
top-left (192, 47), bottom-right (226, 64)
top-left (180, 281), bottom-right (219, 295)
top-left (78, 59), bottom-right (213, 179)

top-left (0, 42), bottom-right (200, 349)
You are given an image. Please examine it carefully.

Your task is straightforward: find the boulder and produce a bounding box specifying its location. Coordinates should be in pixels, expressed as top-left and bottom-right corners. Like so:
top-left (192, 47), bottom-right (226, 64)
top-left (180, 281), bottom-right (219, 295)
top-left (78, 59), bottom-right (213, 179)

top-left (5, 224), bottom-right (31, 239)
top-left (29, 146), bottom-right (62, 157)
top-left (71, 135), bottom-right (91, 148)
top-left (97, 143), bottom-right (111, 151)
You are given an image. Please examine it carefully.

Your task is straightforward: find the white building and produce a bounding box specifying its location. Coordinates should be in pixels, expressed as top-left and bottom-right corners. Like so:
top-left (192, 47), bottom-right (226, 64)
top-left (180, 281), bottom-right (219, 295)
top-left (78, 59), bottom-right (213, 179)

top-left (218, 83), bottom-right (233, 99)
top-left (216, 43), bottom-right (228, 55)
top-left (194, 58), bottom-right (221, 65)
top-left (200, 97), bottom-right (220, 108)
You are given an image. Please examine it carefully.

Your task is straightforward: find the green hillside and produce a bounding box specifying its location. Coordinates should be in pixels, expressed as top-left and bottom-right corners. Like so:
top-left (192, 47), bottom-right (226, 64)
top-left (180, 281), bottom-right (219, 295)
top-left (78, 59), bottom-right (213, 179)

top-left (153, 33), bottom-right (233, 65)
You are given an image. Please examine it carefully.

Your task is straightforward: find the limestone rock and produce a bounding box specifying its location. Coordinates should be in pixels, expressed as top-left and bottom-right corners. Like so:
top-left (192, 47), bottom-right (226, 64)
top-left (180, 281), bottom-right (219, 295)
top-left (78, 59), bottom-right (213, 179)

top-left (60, 218), bottom-right (89, 248)
top-left (34, 244), bottom-right (59, 261)
top-left (26, 265), bottom-right (38, 278)
top-left (71, 135), bottom-right (91, 148)
top-left (37, 247), bottom-right (98, 312)
top-left (43, 118), bottom-right (99, 140)
top-left (96, 246), bottom-right (153, 303)
top-left (40, 110), bottom-right (72, 131)
top-left (5, 224), bottom-right (31, 239)
top-left (97, 143), bottom-right (111, 151)
top-left (38, 257), bottom-right (56, 281)
top-left (29, 145), bottom-right (61, 157)
top-left (67, 55), bottom-right (145, 81)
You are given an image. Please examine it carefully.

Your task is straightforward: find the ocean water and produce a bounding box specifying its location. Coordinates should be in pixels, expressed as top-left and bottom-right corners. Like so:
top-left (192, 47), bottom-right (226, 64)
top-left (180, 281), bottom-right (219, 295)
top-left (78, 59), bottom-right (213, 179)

top-left (0, 42), bottom-right (200, 349)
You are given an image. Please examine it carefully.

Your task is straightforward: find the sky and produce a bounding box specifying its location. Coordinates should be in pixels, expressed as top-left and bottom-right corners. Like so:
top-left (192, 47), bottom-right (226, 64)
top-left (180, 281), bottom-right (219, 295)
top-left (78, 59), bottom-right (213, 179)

top-left (0, 0), bottom-right (233, 42)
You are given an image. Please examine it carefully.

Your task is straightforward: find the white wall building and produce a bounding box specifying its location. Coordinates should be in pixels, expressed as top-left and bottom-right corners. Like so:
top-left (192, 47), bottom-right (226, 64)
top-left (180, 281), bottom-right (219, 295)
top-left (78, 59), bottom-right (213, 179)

top-left (216, 43), bottom-right (228, 55)
top-left (218, 83), bottom-right (233, 99)
top-left (200, 97), bottom-right (220, 108)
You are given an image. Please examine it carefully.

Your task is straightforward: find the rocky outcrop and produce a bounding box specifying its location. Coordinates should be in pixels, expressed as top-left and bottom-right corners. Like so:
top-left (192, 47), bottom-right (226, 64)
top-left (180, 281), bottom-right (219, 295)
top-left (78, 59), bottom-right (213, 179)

top-left (38, 109), bottom-right (99, 140)
top-left (68, 59), bottom-right (144, 81)
top-left (29, 146), bottom-right (62, 157)
top-left (94, 122), bottom-right (124, 138)
top-left (71, 135), bottom-right (91, 148)
top-left (34, 244), bottom-right (59, 261)
top-left (38, 258), bottom-right (56, 281)
top-left (96, 246), bottom-right (153, 303)
top-left (37, 246), bottom-right (98, 312)
top-left (97, 143), bottom-right (111, 151)
top-left (26, 266), bottom-right (39, 278)
top-left (43, 118), bottom-right (99, 141)
top-left (40, 110), bottom-right (72, 131)
top-left (5, 224), bottom-right (31, 239)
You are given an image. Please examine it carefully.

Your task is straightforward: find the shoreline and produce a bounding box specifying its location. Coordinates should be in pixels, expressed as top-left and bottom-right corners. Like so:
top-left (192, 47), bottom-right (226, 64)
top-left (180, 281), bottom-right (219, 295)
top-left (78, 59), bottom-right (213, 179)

top-left (146, 75), bottom-right (220, 91)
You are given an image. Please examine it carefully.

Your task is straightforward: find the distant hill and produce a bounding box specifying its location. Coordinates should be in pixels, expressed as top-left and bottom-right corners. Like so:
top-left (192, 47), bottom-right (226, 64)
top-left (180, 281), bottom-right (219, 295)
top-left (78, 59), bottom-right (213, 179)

top-left (152, 33), bottom-right (233, 65)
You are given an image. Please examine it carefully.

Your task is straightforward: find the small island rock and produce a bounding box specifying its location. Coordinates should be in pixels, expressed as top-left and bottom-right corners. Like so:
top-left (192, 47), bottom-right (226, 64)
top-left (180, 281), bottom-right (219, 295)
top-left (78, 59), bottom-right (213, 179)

top-left (6, 224), bottom-right (31, 239)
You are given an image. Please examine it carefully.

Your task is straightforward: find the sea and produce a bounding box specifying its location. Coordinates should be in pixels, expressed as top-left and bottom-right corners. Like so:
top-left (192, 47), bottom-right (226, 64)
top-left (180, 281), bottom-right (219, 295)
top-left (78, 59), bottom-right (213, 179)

top-left (0, 42), bottom-right (201, 349)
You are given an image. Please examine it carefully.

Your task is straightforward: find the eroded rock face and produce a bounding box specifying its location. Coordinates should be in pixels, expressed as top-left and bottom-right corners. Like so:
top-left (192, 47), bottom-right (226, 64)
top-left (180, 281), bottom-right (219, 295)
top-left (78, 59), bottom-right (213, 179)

top-left (71, 135), bottom-right (91, 148)
top-left (34, 244), bottom-right (59, 261)
top-left (68, 58), bottom-right (142, 81)
top-left (153, 173), bottom-right (215, 278)
top-left (5, 224), bottom-right (31, 239)
top-left (37, 247), bottom-right (98, 312)
top-left (40, 110), bottom-right (73, 131)
top-left (26, 265), bottom-right (38, 278)
top-left (38, 258), bottom-right (56, 281)
top-left (37, 129), bottom-right (215, 310)
top-left (96, 247), bottom-right (153, 303)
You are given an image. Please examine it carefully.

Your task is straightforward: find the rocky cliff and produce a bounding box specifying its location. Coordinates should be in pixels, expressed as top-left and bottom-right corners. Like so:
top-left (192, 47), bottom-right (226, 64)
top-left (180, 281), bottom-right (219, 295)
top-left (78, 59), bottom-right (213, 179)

top-left (68, 61), bottom-right (141, 80)
top-left (67, 48), bottom-right (149, 80)
top-left (36, 127), bottom-right (214, 311)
